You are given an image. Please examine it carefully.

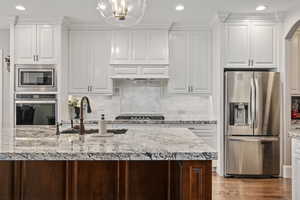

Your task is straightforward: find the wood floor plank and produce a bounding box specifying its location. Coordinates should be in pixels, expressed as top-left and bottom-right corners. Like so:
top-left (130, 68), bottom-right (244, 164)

top-left (212, 173), bottom-right (292, 200)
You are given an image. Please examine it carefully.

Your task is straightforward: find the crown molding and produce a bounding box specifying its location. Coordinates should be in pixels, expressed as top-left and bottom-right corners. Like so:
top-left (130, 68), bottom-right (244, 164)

top-left (223, 12), bottom-right (286, 23)
top-left (68, 23), bottom-right (172, 31)
top-left (15, 16), bottom-right (67, 25)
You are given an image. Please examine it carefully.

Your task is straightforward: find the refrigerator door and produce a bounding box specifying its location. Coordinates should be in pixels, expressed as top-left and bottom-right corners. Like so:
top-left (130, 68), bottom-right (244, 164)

top-left (253, 72), bottom-right (280, 136)
top-left (225, 72), bottom-right (254, 136)
top-left (225, 136), bottom-right (280, 176)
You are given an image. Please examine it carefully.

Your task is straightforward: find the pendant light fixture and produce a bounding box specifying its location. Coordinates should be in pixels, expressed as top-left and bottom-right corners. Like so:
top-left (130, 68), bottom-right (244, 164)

top-left (97, 0), bottom-right (147, 27)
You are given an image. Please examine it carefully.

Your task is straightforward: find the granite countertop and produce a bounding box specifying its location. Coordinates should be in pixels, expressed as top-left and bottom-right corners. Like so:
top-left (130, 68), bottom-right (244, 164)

top-left (0, 127), bottom-right (217, 161)
top-left (60, 119), bottom-right (217, 125)
top-left (289, 128), bottom-right (300, 138)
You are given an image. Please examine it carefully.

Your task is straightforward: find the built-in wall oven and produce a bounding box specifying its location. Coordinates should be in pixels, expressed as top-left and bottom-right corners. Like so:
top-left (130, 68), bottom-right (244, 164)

top-left (15, 94), bottom-right (57, 126)
top-left (16, 65), bottom-right (56, 92)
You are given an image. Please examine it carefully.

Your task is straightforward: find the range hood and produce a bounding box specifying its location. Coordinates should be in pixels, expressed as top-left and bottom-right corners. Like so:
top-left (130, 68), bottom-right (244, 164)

top-left (110, 29), bottom-right (169, 79)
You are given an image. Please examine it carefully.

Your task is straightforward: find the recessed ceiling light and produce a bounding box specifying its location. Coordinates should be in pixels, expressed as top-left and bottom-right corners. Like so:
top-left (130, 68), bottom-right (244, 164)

top-left (96, 3), bottom-right (106, 10)
top-left (15, 5), bottom-right (26, 11)
top-left (256, 5), bottom-right (267, 11)
top-left (175, 4), bottom-right (184, 11)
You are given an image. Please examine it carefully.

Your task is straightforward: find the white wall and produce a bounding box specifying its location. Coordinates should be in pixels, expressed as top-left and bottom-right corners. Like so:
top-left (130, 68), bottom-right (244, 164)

top-left (0, 30), bottom-right (10, 128)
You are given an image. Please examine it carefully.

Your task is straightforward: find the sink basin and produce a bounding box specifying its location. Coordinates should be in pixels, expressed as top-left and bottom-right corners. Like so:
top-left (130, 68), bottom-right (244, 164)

top-left (60, 128), bottom-right (127, 135)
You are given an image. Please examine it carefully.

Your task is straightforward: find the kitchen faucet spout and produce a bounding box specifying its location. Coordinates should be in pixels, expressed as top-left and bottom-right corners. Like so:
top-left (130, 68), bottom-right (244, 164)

top-left (80, 96), bottom-right (92, 136)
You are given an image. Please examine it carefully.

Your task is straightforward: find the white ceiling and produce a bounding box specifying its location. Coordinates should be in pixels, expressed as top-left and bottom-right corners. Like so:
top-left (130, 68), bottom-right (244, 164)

top-left (0, 0), bottom-right (299, 27)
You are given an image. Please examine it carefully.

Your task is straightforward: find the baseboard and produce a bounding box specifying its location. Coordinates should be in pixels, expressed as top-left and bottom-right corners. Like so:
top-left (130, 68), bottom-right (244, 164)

top-left (283, 165), bottom-right (292, 178)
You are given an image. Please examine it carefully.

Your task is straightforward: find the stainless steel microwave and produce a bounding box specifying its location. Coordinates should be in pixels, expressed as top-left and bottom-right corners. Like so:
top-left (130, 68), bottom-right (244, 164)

top-left (16, 65), bottom-right (57, 92)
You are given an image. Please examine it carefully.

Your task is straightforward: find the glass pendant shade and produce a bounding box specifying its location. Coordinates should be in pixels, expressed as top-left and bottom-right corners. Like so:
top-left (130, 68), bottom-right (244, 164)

top-left (97, 0), bottom-right (147, 27)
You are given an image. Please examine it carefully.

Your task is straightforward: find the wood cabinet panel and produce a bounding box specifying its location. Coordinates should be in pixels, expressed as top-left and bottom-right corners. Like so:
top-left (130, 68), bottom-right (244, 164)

top-left (182, 161), bottom-right (212, 200)
top-left (124, 161), bottom-right (170, 200)
top-left (0, 162), bottom-right (17, 200)
top-left (72, 161), bottom-right (118, 200)
top-left (20, 161), bottom-right (68, 200)
top-left (0, 161), bottom-right (212, 200)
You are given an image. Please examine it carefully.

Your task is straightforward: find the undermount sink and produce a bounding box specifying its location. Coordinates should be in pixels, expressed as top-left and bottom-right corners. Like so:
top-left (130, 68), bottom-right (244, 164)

top-left (60, 128), bottom-right (128, 135)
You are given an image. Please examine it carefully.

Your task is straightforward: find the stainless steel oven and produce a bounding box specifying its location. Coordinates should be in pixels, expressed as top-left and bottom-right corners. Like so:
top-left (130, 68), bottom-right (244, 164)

top-left (15, 94), bottom-right (57, 126)
top-left (16, 65), bottom-right (56, 92)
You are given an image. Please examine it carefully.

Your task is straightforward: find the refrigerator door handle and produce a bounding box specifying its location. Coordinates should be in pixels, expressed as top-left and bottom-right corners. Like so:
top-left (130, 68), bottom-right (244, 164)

top-left (250, 77), bottom-right (255, 128)
top-left (229, 137), bottom-right (279, 142)
top-left (254, 77), bottom-right (258, 129)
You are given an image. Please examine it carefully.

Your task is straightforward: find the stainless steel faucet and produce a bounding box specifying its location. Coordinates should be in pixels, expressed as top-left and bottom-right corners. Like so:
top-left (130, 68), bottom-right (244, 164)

top-left (79, 96), bottom-right (92, 136)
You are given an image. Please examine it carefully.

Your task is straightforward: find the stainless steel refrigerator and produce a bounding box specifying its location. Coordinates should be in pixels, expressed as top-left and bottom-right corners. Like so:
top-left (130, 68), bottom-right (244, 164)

top-left (224, 71), bottom-right (280, 176)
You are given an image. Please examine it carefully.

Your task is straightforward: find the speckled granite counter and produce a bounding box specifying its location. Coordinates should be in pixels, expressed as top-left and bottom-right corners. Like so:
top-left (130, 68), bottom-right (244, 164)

top-left (61, 119), bottom-right (217, 126)
top-left (0, 127), bottom-right (217, 161)
top-left (289, 129), bottom-right (300, 138)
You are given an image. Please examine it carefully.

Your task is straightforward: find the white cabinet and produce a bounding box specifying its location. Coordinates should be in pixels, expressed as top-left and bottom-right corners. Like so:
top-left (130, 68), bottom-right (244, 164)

top-left (225, 22), bottom-right (278, 69)
top-left (292, 138), bottom-right (300, 200)
top-left (14, 25), bottom-right (56, 64)
top-left (111, 30), bottom-right (169, 65)
top-left (69, 31), bottom-right (112, 94)
top-left (169, 31), bottom-right (211, 94)
top-left (289, 32), bottom-right (300, 94)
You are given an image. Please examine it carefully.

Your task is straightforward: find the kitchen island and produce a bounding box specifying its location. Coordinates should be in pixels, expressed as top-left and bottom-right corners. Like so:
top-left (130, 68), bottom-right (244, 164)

top-left (0, 127), bottom-right (217, 200)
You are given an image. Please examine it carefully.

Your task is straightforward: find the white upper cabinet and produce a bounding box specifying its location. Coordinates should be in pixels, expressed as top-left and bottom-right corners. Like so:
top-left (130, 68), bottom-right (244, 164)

top-left (110, 30), bottom-right (169, 65)
top-left (14, 25), bottom-right (36, 64)
top-left (251, 23), bottom-right (277, 68)
top-left (89, 31), bottom-right (112, 94)
top-left (168, 31), bottom-right (189, 94)
top-left (147, 31), bottom-right (169, 64)
top-left (14, 24), bottom-right (57, 64)
top-left (69, 31), bottom-right (90, 94)
top-left (189, 31), bottom-right (211, 94)
top-left (225, 23), bottom-right (250, 68)
top-left (225, 22), bottom-right (278, 69)
top-left (169, 30), bottom-right (211, 94)
top-left (289, 32), bottom-right (300, 94)
top-left (69, 31), bottom-right (112, 94)
top-left (36, 25), bottom-right (56, 64)
top-left (111, 31), bottom-right (131, 63)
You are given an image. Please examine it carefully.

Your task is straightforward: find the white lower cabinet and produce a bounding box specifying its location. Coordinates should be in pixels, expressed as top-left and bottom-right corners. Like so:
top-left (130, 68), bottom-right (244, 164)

top-left (293, 138), bottom-right (300, 200)
top-left (69, 31), bottom-right (112, 94)
top-left (168, 30), bottom-right (211, 94)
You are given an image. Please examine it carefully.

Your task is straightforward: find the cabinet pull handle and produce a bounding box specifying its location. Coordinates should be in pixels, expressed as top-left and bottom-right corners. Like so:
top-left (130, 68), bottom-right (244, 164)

top-left (191, 86), bottom-right (193, 93)
top-left (90, 86), bottom-right (92, 92)
top-left (251, 60), bottom-right (254, 66)
top-left (36, 55), bottom-right (39, 62)
top-left (33, 55), bottom-right (36, 62)
top-left (188, 86), bottom-right (190, 93)
top-left (88, 86), bottom-right (90, 92)
top-left (248, 59), bottom-right (250, 66)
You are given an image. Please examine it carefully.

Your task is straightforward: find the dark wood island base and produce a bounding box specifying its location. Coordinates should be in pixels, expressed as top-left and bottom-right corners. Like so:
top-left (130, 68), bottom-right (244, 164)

top-left (0, 160), bottom-right (212, 200)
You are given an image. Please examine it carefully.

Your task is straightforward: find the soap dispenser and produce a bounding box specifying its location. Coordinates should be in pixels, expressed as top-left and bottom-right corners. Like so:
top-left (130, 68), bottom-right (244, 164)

top-left (99, 114), bottom-right (107, 135)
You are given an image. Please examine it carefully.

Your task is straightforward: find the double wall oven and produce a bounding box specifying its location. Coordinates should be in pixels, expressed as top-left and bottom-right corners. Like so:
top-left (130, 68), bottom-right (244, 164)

top-left (15, 65), bottom-right (57, 126)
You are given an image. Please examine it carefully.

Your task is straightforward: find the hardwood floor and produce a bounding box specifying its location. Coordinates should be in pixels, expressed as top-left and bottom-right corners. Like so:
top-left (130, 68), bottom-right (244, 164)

top-left (213, 173), bottom-right (292, 200)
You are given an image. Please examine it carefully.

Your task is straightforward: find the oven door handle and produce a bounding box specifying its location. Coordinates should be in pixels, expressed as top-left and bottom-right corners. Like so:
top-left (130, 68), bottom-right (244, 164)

top-left (15, 101), bottom-right (57, 104)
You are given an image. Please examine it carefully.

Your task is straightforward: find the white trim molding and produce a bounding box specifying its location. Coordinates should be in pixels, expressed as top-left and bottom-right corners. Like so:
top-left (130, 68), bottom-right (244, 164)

top-left (283, 165), bottom-right (292, 178)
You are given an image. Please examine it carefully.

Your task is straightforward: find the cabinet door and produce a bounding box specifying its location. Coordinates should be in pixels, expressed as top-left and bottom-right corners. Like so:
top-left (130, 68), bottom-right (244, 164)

top-left (36, 25), bottom-right (56, 64)
top-left (0, 162), bottom-right (16, 200)
top-left (20, 161), bottom-right (67, 200)
top-left (225, 23), bottom-right (251, 68)
top-left (132, 31), bottom-right (148, 64)
top-left (148, 31), bottom-right (169, 64)
top-left (69, 31), bottom-right (90, 93)
top-left (111, 31), bottom-right (131, 64)
top-left (290, 33), bottom-right (300, 94)
top-left (89, 31), bottom-right (112, 94)
top-left (189, 31), bottom-right (211, 94)
top-left (251, 23), bottom-right (277, 68)
top-left (14, 25), bottom-right (36, 64)
top-left (168, 31), bottom-right (189, 94)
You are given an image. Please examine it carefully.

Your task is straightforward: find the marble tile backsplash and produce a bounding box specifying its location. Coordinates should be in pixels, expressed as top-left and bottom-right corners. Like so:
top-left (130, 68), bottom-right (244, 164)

top-left (67, 81), bottom-right (215, 121)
